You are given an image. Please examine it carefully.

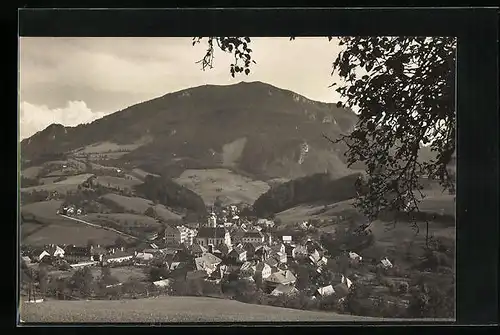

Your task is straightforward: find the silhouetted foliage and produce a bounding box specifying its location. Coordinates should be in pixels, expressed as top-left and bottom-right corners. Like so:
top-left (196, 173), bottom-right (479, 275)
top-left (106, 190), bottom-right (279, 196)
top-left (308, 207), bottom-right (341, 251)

top-left (196, 37), bottom-right (456, 246)
top-left (144, 206), bottom-right (158, 218)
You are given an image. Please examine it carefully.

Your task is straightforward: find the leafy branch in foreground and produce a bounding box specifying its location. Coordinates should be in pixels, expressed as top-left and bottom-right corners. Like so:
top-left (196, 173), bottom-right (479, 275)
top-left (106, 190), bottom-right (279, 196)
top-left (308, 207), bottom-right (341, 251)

top-left (192, 36), bottom-right (456, 246)
top-left (192, 37), bottom-right (255, 77)
top-left (326, 36), bottom-right (456, 242)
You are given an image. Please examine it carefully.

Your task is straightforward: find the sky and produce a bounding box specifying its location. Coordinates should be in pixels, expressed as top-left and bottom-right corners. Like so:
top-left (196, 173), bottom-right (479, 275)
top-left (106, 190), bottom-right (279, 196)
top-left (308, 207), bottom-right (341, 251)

top-left (19, 37), bottom-right (346, 140)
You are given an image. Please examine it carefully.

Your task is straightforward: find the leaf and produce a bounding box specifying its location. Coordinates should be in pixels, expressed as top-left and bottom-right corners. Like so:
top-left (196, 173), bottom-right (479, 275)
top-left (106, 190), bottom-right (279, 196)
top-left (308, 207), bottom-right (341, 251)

top-left (245, 69), bottom-right (250, 75)
top-left (244, 37), bottom-right (251, 43)
top-left (336, 101), bottom-right (343, 108)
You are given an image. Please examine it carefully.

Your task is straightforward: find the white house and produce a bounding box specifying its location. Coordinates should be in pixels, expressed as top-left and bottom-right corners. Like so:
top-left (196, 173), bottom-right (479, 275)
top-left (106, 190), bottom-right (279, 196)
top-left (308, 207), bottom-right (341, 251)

top-left (254, 262), bottom-right (272, 280)
top-left (314, 285), bottom-right (335, 298)
top-left (195, 253), bottom-right (222, 275)
top-left (241, 231), bottom-right (264, 244)
top-left (70, 261), bottom-right (99, 269)
top-left (271, 284), bottom-right (299, 296)
top-left (103, 251), bottom-right (134, 264)
top-left (381, 257), bottom-right (393, 269)
top-left (153, 279), bottom-right (172, 288)
top-left (37, 250), bottom-right (50, 261)
top-left (341, 274), bottom-right (353, 289)
top-left (349, 251), bottom-right (362, 262)
top-left (135, 252), bottom-right (154, 261)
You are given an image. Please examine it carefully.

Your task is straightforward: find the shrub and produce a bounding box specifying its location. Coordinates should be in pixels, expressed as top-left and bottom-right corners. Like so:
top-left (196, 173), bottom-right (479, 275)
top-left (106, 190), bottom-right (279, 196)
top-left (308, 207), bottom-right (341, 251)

top-left (407, 281), bottom-right (454, 318)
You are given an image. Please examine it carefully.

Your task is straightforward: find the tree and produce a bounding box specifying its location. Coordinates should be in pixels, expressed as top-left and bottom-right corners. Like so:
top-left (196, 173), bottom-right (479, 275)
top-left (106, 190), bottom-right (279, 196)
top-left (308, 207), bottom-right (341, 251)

top-left (193, 36), bottom-right (456, 246)
top-left (37, 266), bottom-right (49, 295)
top-left (115, 236), bottom-right (126, 248)
top-left (69, 267), bottom-right (94, 297)
top-left (144, 206), bottom-right (157, 218)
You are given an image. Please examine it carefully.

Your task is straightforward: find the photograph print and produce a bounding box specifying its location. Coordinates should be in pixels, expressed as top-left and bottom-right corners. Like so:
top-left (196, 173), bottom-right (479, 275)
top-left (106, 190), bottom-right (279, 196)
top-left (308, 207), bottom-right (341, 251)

top-left (19, 36), bottom-right (456, 323)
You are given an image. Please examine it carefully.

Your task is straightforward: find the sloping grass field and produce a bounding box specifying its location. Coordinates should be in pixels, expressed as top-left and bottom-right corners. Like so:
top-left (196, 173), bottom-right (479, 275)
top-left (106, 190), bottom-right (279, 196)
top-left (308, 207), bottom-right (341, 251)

top-left (19, 296), bottom-right (448, 323)
top-left (20, 173), bottom-right (95, 193)
top-left (95, 176), bottom-right (142, 190)
top-left (175, 168), bottom-right (270, 206)
top-left (99, 193), bottom-right (182, 221)
top-left (22, 221), bottom-right (127, 246)
top-left (85, 213), bottom-right (162, 229)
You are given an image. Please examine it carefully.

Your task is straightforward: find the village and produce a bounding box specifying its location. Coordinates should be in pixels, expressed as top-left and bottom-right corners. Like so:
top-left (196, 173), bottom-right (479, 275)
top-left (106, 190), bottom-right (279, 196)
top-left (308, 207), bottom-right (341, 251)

top-left (20, 200), bottom-right (417, 317)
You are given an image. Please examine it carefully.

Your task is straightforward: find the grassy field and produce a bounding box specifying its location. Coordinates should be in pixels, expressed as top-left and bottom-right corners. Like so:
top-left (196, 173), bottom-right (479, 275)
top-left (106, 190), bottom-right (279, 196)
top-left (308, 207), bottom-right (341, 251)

top-left (95, 176), bottom-right (142, 190)
top-left (276, 199), bottom-right (358, 225)
top-left (129, 168), bottom-right (160, 181)
top-left (19, 296), bottom-right (441, 323)
top-left (85, 213), bottom-right (162, 229)
top-left (175, 168), bottom-right (270, 206)
top-left (21, 173), bottom-right (94, 193)
top-left (21, 166), bottom-right (43, 179)
top-left (22, 221), bottom-right (128, 246)
top-left (99, 193), bottom-right (182, 221)
top-left (21, 200), bottom-right (64, 221)
top-left (72, 140), bottom-right (148, 155)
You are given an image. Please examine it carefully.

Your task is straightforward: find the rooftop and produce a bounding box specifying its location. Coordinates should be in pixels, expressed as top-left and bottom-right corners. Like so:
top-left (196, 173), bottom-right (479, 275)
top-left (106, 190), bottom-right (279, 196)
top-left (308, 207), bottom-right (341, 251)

top-left (197, 227), bottom-right (227, 238)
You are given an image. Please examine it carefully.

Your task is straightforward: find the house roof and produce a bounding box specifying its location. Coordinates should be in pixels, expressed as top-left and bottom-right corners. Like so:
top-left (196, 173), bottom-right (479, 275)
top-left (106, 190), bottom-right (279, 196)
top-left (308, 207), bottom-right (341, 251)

top-left (255, 261), bottom-right (271, 272)
top-left (316, 285), bottom-right (335, 297)
top-left (65, 245), bottom-right (90, 256)
top-left (195, 253), bottom-right (222, 270)
top-left (240, 261), bottom-right (256, 272)
top-left (271, 284), bottom-right (299, 296)
top-left (104, 251), bottom-right (133, 260)
top-left (243, 231), bottom-right (263, 238)
top-left (381, 257), bottom-right (393, 267)
top-left (266, 257), bottom-right (279, 267)
top-left (230, 246), bottom-right (246, 255)
top-left (349, 251), bottom-right (362, 259)
top-left (190, 243), bottom-right (207, 254)
top-left (266, 270), bottom-right (296, 284)
top-left (197, 227), bottom-right (227, 238)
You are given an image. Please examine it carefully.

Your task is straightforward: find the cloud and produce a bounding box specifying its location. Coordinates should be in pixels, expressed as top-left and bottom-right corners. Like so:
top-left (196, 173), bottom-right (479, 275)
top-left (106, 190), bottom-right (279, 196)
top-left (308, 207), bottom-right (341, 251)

top-left (19, 100), bottom-right (110, 140)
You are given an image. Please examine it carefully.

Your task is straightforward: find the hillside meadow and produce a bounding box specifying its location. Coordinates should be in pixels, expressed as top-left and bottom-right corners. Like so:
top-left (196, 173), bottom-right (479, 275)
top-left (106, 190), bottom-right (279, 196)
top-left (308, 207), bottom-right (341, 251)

top-left (19, 296), bottom-right (451, 323)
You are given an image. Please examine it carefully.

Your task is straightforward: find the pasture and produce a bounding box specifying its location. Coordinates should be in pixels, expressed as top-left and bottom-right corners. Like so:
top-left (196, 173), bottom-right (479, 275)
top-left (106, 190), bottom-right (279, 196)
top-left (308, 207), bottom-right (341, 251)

top-left (20, 296), bottom-right (402, 323)
top-left (21, 166), bottom-right (43, 179)
top-left (85, 213), bottom-right (162, 229)
top-left (22, 221), bottom-right (127, 247)
top-left (129, 168), bottom-right (160, 181)
top-left (95, 176), bottom-right (142, 190)
top-left (20, 174), bottom-right (94, 194)
top-left (175, 168), bottom-right (270, 206)
top-left (99, 194), bottom-right (181, 221)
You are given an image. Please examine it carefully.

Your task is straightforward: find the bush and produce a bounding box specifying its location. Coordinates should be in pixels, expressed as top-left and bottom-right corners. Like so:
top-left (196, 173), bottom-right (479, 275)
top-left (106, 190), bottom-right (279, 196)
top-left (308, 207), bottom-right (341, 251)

top-left (144, 207), bottom-right (157, 218)
top-left (407, 281), bottom-right (454, 318)
top-left (68, 267), bottom-right (94, 297)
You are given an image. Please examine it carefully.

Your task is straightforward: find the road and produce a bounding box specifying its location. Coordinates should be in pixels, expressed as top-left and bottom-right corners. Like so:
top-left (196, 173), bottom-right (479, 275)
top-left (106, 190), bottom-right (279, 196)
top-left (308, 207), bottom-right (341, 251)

top-left (59, 214), bottom-right (143, 242)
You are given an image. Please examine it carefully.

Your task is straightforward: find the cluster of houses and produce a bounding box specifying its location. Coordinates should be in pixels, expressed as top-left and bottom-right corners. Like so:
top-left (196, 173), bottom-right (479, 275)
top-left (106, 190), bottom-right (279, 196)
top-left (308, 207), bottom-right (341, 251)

top-left (57, 204), bottom-right (85, 216)
top-left (22, 200), bottom-right (398, 305)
